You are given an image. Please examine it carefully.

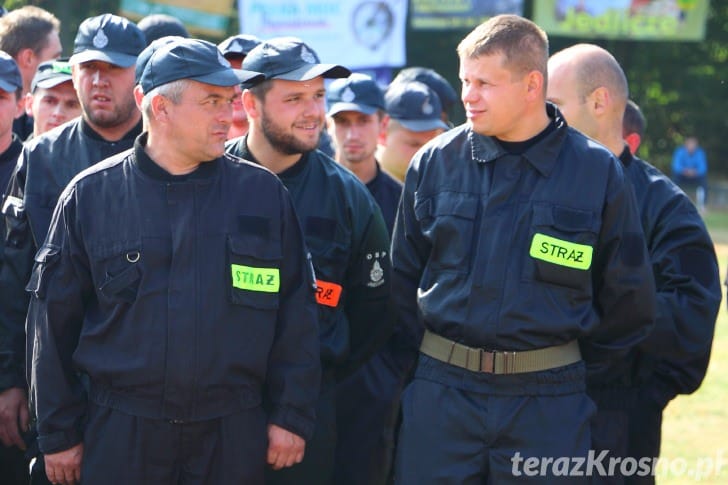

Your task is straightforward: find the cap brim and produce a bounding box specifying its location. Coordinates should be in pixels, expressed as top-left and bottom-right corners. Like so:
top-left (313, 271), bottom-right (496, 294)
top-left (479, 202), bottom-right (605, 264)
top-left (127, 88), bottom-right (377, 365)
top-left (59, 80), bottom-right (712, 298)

top-left (0, 79), bottom-right (19, 93)
top-left (328, 102), bottom-right (379, 116)
top-left (396, 118), bottom-right (449, 132)
top-left (69, 50), bottom-right (137, 68)
top-left (275, 63), bottom-right (350, 81)
top-left (190, 68), bottom-right (264, 88)
top-left (34, 76), bottom-right (73, 91)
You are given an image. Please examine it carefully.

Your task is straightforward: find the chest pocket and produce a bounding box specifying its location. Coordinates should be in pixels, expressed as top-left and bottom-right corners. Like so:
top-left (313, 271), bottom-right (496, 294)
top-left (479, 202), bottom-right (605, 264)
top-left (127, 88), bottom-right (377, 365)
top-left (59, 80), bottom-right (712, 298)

top-left (90, 242), bottom-right (143, 304)
top-left (227, 235), bottom-right (281, 310)
top-left (414, 193), bottom-right (478, 272)
top-left (525, 204), bottom-right (599, 290)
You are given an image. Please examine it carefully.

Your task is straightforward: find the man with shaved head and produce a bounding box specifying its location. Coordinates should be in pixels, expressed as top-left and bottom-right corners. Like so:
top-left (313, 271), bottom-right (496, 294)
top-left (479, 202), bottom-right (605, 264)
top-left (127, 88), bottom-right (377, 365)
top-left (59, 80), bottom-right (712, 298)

top-left (548, 43), bottom-right (720, 484)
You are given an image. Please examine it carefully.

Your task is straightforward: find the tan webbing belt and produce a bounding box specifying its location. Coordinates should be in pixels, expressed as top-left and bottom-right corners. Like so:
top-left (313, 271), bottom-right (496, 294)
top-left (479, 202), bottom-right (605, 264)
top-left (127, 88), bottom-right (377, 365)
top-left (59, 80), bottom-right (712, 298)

top-left (420, 329), bottom-right (581, 374)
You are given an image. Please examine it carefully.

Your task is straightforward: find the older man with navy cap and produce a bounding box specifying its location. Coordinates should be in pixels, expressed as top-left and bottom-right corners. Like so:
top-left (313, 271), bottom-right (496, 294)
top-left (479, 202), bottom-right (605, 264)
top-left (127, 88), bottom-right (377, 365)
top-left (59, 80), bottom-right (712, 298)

top-left (28, 38), bottom-right (320, 485)
top-left (0, 13), bottom-right (147, 485)
top-left (227, 37), bottom-right (393, 485)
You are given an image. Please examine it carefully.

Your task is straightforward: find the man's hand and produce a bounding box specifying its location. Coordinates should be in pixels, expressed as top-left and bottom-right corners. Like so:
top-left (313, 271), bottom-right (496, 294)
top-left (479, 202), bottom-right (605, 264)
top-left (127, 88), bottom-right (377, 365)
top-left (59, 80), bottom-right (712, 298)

top-left (0, 387), bottom-right (29, 449)
top-left (45, 443), bottom-right (83, 485)
top-left (267, 424), bottom-right (305, 470)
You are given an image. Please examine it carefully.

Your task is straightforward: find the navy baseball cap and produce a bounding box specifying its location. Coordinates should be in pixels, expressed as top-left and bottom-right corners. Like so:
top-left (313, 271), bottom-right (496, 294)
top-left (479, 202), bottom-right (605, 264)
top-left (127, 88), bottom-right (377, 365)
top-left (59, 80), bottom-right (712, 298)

top-left (31, 59), bottom-right (73, 93)
top-left (135, 36), bottom-right (184, 84)
top-left (327, 73), bottom-right (385, 116)
top-left (385, 81), bottom-right (449, 132)
top-left (139, 38), bottom-right (264, 94)
top-left (70, 14), bottom-right (146, 68)
top-left (0, 51), bottom-right (22, 93)
top-left (137, 14), bottom-right (190, 45)
top-left (392, 67), bottom-right (458, 115)
top-left (242, 37), bottom-right (350, 83)
top-left (219, 34), bottom-right (261, 58)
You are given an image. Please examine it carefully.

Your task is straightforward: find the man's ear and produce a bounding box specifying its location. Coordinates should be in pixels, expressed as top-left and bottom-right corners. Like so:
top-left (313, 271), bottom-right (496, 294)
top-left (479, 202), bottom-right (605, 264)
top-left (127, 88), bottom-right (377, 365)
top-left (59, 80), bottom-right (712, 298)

top-left (625, 133), bottom-right (641, 155)
top-left (377, 114), bottom-right (391, 146)
top-left (242, 89), bottom-right (259, 119)
top-left (524, 70), bottom-right (544, 102)
top-left (149, 92), bottom-right (171, 122)
top-left (15, 48), bottom-right (34, 70)
top-left (133, 85), bottom-right (144, 111)
top-left (22, 92), bottom-right (32, 117)
top-left (589, 86), bottom-right (610, 117)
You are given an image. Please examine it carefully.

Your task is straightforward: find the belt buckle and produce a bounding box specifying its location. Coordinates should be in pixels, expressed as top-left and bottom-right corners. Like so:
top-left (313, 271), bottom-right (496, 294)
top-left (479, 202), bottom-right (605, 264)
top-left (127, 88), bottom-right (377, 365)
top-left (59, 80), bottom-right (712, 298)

top-left (479, 349), bottom-right (495, 373)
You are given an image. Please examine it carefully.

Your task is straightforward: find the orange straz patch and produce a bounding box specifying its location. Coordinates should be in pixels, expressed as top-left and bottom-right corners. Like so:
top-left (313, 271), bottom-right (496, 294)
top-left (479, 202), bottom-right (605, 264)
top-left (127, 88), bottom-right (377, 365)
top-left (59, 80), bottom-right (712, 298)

top-left (315, 279), bottom-right (342, 307)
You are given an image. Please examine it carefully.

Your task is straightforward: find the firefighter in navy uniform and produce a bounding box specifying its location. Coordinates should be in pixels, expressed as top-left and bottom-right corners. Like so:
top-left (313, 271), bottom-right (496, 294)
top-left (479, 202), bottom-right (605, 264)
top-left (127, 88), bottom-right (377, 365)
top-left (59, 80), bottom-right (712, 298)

top-left (548, 44), bottom-right (721, 484)
top-left (391, 16), bottom-right (656, 484)
top-left (325, 73), bottom-right (406, 485)
top-left (226, 37), bottom-right (393, 485)
top-left (28, 38), bottom-right (321, 485)
top-left (0, 51), bottom-right (26, 485)
top-left (0, 14), bottom-right (146, 484)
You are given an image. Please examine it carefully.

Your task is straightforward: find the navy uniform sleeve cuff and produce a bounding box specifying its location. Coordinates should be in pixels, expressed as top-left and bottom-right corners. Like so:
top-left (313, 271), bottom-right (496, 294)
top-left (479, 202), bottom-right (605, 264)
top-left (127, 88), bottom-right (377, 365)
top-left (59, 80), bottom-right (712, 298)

top-left (38, 428), bottom-right (83, 455)
top-left (268, 405), bottom-right (315, 442)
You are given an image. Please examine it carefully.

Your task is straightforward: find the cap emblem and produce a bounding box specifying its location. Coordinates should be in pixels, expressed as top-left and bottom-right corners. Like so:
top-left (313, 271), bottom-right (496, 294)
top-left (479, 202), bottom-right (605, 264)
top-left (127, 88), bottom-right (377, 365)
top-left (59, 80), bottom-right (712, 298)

top-left (421, 96), bottom-right (434, 115)
top-left (341, 86), bottom-right (355, 102)
top-left (93, 29), bottom-right (109, 49)
top-left (300, 46), bottom-right (316, 64)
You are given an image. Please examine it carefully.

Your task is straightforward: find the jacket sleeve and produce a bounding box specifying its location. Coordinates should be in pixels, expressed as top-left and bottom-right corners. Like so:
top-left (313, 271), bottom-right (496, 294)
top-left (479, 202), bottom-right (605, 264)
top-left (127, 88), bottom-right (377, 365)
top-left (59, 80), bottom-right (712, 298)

top-left (638, 189), bottom-right (720, 397)
top-left (265, 188), bottom-right (321, 441)
top-left (582, 160), bottom-right (656, 386)
top-left (28, 186), bottom-right (90, 454)
top-left (0, 155), bottom-right (34, 392)
top-left (338, 196), bottom-right (393, 379)
top-left (390, 157), bottom-right (430, 355)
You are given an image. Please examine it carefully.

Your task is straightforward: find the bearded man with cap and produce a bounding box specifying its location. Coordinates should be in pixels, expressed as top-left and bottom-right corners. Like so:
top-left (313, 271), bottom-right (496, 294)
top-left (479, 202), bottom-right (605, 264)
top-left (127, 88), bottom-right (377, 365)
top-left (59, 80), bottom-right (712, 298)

top-left (0, 14), bottom-right (145, 483)
top-left (226, 37), bottom-right (393, 485)
top-left (27, 37), bottom-right (320, 485)
top-left (24, 59), bottom-right (80, 138)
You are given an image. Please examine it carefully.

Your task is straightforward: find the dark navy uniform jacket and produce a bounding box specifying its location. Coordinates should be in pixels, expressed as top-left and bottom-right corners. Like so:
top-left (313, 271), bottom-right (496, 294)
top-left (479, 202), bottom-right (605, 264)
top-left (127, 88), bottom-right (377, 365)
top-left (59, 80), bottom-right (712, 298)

top-left (28, 136), bottom-right (320, 454)
top-left (0, 119), bottom-right (142, 392)
top-left (226, 137), bottom-right (392, 379)
top-left (391, 106), bottom-right (656, 383)
top-left (366, 162), bottom-right (402, 236)
top-left (592, 147), bottom-right (720, 407)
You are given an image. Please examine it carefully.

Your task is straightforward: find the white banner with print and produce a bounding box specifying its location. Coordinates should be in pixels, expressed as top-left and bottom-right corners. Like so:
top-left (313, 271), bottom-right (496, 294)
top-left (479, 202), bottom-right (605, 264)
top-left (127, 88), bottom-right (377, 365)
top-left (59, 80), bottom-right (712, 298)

top-left (238, 0), bottom-right (408, 69)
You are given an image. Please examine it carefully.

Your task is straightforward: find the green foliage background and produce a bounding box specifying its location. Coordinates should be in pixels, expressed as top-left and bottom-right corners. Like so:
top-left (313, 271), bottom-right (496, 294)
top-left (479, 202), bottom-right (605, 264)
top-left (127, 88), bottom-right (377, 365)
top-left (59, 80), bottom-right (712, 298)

top-left (4, 0), bottom-right (727, 177)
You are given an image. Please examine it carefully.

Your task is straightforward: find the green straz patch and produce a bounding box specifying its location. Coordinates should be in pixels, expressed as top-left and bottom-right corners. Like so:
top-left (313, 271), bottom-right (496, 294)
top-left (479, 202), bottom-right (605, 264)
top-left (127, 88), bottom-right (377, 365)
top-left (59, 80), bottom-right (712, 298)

top-left (231, 264), bottom-right (280, 292)
top-left (529, 233), bottom-right (593, 270)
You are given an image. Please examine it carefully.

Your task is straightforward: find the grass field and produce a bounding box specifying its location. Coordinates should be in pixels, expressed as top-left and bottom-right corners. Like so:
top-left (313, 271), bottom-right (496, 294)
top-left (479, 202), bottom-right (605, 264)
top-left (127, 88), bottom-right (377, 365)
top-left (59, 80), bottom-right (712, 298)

top-left (658, 210), bottom-right (728, 484)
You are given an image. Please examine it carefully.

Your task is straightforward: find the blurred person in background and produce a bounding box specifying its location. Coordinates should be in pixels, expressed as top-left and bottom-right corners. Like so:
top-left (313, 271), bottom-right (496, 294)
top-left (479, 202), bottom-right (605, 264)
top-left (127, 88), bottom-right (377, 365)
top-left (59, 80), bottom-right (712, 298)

top-left (219, 34), bottom-right (261, 139)
top-left (377, 81), bottom-right (448, 182)
top-left (0, 6), bottom-right (62, 140)
top-left (24, 59), bottom-right (80, 139)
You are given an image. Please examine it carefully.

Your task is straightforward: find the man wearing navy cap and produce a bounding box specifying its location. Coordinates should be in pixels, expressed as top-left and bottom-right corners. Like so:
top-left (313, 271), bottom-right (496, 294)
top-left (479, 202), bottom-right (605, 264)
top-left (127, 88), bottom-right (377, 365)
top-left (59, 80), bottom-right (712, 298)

top-left (378, 80), bottom-right (448, 182)
top-left (0, 14), bottom-right (146, 483)
top-left (28, 38), bottom-right (320, 485)
top-left (391, 66), bottom-right (458, 125)
top-left (326, 73), bottom-right (406, 485)
top-left (24, 59), bottom-right (80, 138)
top-left (227, 37), bottom-right (393, 485)
top-left (136, 13), bottom-right (189, 46)
top-left (219, 34), bottom-right (262, 139)
top-left (0, 49), bottom-right (26, 485)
